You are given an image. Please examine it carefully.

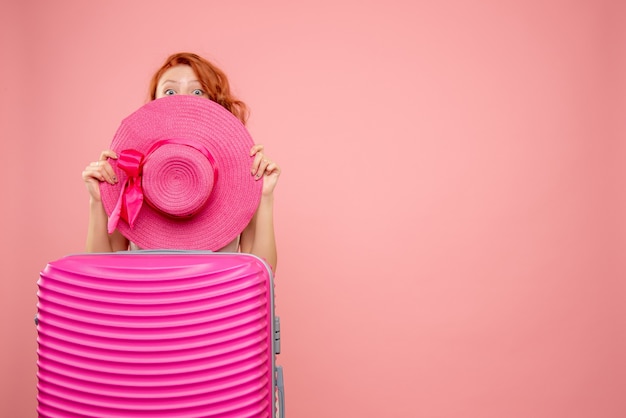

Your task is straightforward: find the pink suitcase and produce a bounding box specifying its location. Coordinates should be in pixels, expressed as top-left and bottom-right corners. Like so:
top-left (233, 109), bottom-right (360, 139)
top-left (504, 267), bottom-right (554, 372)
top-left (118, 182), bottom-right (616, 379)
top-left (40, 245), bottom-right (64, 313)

top-left (36, 251), bottom-right (284, 417)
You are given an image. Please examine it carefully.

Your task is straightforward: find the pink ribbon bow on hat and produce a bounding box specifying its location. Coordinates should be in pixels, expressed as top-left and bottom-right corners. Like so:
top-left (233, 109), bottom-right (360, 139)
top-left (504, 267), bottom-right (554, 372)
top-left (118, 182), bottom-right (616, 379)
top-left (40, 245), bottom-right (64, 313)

top-left (107, 149), bottom-right (145, 234)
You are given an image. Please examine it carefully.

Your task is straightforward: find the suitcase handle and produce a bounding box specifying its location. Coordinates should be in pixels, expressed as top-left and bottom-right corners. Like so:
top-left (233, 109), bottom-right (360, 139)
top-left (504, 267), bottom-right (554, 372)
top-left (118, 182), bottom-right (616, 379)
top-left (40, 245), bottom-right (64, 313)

top-left (117, 249), bottom-right (214, 254)
top-left (276, 365), bottom-right (285, 417)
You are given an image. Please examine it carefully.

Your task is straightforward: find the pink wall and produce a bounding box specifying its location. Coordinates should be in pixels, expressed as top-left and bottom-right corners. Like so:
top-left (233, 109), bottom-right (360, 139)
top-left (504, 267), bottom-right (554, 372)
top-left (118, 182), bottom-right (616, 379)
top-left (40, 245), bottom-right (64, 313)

top-left (2, 0), bottom-right (624, 416)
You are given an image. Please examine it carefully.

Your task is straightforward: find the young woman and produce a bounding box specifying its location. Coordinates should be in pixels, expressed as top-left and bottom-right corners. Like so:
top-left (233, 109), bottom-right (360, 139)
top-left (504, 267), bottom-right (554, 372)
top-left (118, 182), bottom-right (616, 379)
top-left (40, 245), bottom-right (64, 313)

top-left (82, 52), bottom-right (280, 270)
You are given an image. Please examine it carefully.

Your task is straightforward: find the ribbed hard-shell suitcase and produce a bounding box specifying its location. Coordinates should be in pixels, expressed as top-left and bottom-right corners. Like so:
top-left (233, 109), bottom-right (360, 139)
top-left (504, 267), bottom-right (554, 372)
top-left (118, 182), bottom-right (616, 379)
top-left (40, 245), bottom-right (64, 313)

top-left (36, 251), bottom-right (284, 417)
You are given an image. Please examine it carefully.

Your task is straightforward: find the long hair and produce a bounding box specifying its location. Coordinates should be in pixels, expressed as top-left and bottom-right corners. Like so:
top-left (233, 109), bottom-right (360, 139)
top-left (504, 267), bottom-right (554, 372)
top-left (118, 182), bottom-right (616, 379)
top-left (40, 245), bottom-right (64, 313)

top-left (148, 52), bottom-right (249, 124)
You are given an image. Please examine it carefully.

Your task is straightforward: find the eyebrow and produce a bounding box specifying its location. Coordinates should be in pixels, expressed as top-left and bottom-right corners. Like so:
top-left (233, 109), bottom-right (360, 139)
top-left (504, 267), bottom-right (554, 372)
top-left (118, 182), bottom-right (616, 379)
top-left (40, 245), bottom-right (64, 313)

top-left (159, 79), bottom-right (202, 85)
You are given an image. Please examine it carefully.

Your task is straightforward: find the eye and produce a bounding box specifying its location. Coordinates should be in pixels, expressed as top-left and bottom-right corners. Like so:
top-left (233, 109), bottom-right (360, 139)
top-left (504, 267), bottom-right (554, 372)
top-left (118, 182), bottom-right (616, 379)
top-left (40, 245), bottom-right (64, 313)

top-left (192, 89), bottom-right (205, 96)
top-left (164, 89), bottom-right (176, 96)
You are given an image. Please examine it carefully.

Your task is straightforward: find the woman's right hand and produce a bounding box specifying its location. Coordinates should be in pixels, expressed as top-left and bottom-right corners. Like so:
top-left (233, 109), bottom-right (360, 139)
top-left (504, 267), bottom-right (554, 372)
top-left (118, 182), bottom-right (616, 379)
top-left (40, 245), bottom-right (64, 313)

top-left (82, 150), bottom-right (118, 202)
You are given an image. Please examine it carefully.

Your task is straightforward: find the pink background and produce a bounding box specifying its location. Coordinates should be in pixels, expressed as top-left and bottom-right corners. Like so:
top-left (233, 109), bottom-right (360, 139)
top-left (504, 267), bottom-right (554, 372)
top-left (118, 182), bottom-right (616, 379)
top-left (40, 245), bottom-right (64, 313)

top-left (2, 1), bottom-right (625, 417)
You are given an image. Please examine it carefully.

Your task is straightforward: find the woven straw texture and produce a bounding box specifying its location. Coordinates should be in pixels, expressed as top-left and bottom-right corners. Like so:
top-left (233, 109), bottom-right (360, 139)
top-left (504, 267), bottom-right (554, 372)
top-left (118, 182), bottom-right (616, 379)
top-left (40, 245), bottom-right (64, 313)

top-left (100, 95), bottom-right (262, 250)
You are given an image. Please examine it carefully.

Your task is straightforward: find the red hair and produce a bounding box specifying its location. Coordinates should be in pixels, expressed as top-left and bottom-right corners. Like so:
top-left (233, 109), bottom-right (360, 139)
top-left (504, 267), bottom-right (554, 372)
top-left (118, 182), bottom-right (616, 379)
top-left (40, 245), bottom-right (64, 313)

top-left (148, 52), bottom-right (249, 124)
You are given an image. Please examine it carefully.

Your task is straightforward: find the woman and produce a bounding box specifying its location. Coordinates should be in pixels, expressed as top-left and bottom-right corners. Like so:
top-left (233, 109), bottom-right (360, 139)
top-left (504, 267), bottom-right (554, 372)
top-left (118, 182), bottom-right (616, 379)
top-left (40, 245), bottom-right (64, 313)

top-left (82, 52), bottom-right (280, 270)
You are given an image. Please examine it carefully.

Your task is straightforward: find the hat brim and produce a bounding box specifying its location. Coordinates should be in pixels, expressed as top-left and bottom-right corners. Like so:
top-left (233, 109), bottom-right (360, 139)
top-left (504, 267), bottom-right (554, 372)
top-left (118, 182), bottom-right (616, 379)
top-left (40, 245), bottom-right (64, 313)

top-left (100, 95), bottom-right (262, 251)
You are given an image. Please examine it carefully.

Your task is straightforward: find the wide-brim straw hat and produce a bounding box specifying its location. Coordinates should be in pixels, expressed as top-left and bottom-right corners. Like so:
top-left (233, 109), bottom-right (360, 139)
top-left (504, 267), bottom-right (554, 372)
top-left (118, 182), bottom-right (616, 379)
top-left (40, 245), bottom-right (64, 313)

top-left (100, 95), bottom-right (262, 250)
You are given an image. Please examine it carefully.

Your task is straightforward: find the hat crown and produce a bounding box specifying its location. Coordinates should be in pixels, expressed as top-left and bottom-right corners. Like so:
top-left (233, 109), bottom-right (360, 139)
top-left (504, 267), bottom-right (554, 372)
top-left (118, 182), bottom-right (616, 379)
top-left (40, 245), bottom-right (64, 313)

top-left (142, 142), bottom-right (216, 218)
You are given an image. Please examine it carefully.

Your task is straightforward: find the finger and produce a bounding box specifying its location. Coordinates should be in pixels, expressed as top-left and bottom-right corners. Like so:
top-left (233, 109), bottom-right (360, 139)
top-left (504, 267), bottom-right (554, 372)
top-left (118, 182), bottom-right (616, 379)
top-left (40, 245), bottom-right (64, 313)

top-left (82, 169), bottom-right (93, 182)
top-left (265, 162), bottom-right (281, 176)
top-left (250, 144), bottom-right (264, 156)
top-left (251, 152), bottom-right (264, 176)
top-left (84, 162), bottom-right (116, 184)
top-left (91, 159), bottom-right (117, 184)
top-left (255, 158), bottom-right (270, 180)
top-left (95, 158), bottom-right (119, 183)
top-left (87, 162), bottom-right (106, 178)
top-left (82, 167), bottom-right (106, 182)
top-left (256, 158), bottom-right (271, 180)
top-left (99, 149), bottom-right (118, 160)
top-left (102, 164), bottom-right (118, 184)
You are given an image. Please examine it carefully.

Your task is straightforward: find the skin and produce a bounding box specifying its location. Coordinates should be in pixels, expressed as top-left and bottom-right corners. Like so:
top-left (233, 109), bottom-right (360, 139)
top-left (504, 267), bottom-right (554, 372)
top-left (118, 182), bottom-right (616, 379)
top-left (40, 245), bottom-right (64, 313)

top-left (82, 65), bottom-right (280, 270)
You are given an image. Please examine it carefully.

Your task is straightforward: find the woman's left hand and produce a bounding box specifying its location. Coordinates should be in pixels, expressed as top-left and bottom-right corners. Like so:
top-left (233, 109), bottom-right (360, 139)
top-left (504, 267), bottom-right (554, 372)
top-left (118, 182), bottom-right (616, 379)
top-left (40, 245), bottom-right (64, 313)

top-left (250, 144), bottom-right (281, 196)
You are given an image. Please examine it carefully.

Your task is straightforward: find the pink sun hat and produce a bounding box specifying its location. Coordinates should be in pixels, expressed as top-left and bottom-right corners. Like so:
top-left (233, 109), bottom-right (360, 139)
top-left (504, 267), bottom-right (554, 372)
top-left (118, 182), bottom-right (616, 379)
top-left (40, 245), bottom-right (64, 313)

top-left (99, 95), bottom-right (262, 251)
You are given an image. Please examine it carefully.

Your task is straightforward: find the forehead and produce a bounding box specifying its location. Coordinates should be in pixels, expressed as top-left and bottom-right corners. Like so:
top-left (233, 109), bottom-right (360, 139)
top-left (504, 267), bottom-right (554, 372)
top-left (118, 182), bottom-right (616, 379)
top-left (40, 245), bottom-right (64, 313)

top-left (158, 65), bottom-right (199, 84)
